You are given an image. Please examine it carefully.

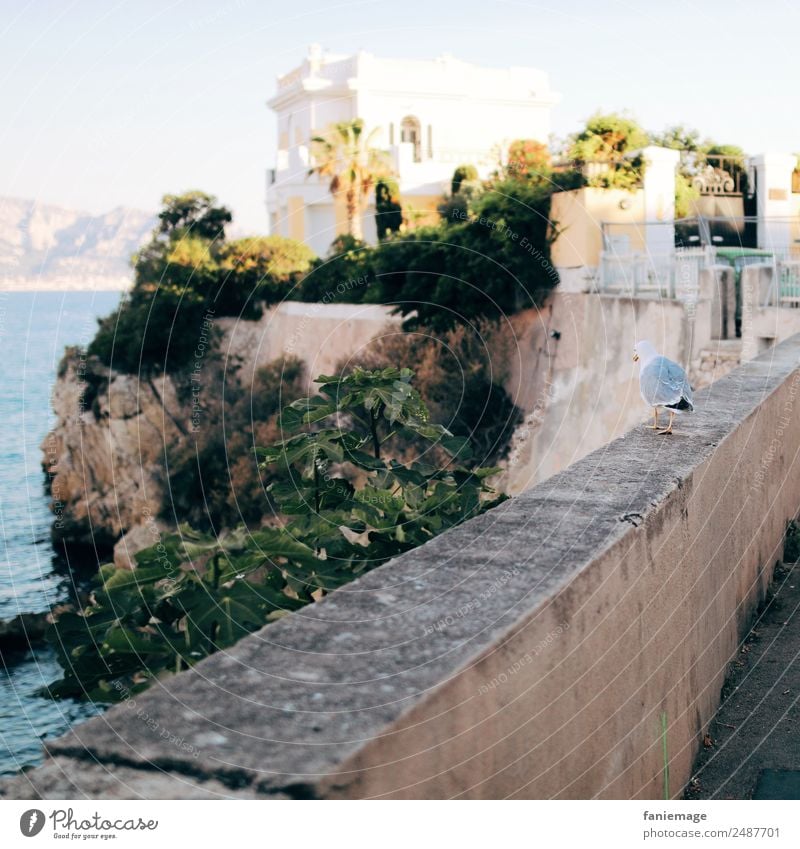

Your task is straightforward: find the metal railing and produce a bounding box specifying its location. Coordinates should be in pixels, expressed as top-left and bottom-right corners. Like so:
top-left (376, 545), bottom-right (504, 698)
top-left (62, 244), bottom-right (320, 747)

top-left (763, 256), bottom-right (800, 308)
top-left (596, 247), bottom-right (800, 310)
top-left (596, 246), bottom-right (710, 300)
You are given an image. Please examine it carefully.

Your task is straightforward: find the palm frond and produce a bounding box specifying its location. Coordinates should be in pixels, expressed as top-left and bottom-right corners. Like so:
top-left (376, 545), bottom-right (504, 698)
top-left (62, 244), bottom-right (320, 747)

top-left (306, 118), bottom-right (398, 236)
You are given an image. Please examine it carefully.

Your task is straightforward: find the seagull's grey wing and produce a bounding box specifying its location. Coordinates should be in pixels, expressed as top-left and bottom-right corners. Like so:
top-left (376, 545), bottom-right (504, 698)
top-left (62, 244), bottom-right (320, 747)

top-left (640, 357), bottom-right (692, 407)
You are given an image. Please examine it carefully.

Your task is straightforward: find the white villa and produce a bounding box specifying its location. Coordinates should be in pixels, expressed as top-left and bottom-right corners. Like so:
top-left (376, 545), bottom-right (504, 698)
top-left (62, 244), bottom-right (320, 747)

top-left (266, 45), bottom-right (560, 256)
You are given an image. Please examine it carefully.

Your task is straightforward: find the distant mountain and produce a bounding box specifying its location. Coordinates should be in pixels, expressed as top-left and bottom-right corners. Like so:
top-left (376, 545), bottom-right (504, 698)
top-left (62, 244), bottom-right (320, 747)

top-left (0, 197), bottom-right (155, 291)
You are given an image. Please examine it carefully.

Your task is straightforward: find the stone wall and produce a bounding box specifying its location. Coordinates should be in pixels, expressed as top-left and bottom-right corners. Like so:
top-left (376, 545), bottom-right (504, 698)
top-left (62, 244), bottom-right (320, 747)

top-left (218, 301), bottom-right (400, 389)
top-left (500, 293), bottom-right (689, 494)
top-left (8, 333), bottom-right (800, 800)
top-left (691, 341), bottom-right (742, 388)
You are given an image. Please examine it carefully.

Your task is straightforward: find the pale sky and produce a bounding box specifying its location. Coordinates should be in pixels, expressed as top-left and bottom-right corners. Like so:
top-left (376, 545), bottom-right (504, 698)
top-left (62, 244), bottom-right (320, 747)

top-left (1, 0), bottom-right (798, 233)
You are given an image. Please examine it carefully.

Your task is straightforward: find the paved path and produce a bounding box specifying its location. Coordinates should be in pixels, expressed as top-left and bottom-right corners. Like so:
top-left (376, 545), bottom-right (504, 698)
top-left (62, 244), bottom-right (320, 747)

top-left (687, 560), bottom-right (800, 799)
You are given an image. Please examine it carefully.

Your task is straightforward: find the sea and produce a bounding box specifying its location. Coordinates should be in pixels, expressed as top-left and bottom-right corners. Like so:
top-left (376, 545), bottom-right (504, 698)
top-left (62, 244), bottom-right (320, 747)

top-left (0, 290), bottom-right (121, 776)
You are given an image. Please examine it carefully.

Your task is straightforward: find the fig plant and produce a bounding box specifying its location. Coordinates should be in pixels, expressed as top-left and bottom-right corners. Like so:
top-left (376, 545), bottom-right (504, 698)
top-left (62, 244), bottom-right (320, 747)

top-left (47, 367), bottom-right (503, 702)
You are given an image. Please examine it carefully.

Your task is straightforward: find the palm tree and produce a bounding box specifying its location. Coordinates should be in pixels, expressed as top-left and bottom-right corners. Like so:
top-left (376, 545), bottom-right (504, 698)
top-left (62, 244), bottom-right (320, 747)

top-left (309, 119), bottom-right (394, 241)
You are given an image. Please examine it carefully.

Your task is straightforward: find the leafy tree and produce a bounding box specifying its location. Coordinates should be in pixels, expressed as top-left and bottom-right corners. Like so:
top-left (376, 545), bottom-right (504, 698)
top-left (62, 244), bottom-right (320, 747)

top-left (157, 190), bottom-right (232, 242)
top-left (309, 119), bottom-right (394, 240)
top-left (47, 367), bottom-right (503, 702)
top-left (87, 194), bottom-right (315, 373)
top-left (568, 112), bottom-right (647, 189)
top-left (705, 143), bottom-right (746, 159)
top-left (650, 125), bottom-right (703, 152)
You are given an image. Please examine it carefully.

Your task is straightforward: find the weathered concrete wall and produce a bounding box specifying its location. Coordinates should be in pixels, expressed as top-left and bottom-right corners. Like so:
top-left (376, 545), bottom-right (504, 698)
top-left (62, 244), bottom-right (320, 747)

top-left (501, 293), bottom-right (689, 494)
top-left (220, 301), bottom-right (399, 389)
top-left (551, 188), bottom-right (646, 293)
top-left (501, 287), bottom-right (800, 496)
top-left (740, 265), bottom-right (800, 358)
top-left (8, 334), bottom-right (800, 800)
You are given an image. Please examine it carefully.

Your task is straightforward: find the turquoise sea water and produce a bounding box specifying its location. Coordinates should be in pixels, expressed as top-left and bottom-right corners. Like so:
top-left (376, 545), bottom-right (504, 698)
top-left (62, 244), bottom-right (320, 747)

top-left (0, 290), bottom-right (121, 775)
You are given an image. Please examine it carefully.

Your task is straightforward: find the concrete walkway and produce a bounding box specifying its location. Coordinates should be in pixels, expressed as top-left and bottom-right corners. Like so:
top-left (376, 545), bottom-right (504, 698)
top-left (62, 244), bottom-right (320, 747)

top-left (686, 559), bottom-right (800, 799)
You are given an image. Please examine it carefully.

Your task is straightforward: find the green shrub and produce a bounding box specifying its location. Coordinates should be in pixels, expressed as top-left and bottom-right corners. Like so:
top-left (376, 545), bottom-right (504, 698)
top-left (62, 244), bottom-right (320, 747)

top-left (165, 357), bottom-right (306, 532)
top-left (47, 367), bottom-right (504, 702)
top-left (217, 236), bottom-right (315, 309)
top-left (156, 190), bottom-right (232, 241)
top-left (296, 235), bottom-right (376, 303)
top-left (568, 112), bottom-right (647, 190)
top-left (339, 323), bottom-right (521, 466)
top-left (296, 159), bottom-right (562, 331)
top-left (374, 179), bottom-right (558, 331)
top-left (505, 140), bottom-right (551, 181)
top-left (451, 164), bottom-right (479, 195)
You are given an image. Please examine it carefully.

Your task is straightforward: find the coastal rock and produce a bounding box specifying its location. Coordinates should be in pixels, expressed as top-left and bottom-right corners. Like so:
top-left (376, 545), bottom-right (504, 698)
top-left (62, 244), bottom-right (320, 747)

top-left (43, 353), bottom-right (184, 553)
top-left (0, 612), bottom-right (50, 651)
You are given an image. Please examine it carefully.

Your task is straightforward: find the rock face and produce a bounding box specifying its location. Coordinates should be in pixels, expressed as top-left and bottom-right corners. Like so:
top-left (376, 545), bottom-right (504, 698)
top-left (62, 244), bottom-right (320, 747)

top-left (44, 352), bottom-right (184, 560)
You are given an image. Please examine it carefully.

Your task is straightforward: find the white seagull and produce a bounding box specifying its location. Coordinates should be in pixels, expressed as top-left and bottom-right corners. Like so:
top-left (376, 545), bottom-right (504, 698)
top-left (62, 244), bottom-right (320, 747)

top-left (633, 340), bottom-right (694, 435)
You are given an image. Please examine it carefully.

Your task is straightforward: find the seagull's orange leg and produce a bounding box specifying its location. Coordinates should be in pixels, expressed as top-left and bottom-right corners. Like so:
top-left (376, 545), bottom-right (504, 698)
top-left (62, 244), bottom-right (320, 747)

top-left (646, 407), bottom-right (660, 429)
top-left (658, 410), bottom-right (675, 435)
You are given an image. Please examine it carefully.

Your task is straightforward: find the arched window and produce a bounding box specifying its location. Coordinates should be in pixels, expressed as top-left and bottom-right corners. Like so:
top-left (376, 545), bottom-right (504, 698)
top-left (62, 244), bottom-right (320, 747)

top-left (400, 115), bottom-right (422, 162)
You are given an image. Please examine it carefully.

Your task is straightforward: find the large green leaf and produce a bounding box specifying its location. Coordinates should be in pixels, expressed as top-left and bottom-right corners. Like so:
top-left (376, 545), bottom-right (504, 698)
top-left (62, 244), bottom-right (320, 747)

top-left (102, 626), bottom-right (172, 656)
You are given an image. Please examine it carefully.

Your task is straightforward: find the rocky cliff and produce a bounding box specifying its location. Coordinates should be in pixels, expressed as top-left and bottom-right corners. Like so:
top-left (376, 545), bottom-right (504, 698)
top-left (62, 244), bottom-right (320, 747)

top-left (44, 351), bottom-right (185, 567)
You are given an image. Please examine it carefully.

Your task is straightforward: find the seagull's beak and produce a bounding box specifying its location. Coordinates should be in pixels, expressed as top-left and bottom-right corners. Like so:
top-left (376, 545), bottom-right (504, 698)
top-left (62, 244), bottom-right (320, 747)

top-left (633, 353), bottom-right (639, 362)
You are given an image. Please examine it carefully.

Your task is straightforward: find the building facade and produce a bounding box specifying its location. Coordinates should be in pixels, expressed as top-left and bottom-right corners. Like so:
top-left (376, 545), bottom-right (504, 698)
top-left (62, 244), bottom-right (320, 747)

top-left (266, 45), bottom-right (559, 256)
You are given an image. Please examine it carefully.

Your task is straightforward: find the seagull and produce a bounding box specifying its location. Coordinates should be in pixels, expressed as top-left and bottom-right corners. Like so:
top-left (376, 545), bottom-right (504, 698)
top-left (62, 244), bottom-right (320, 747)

top-left (633, 340), bottom-right (694, 435)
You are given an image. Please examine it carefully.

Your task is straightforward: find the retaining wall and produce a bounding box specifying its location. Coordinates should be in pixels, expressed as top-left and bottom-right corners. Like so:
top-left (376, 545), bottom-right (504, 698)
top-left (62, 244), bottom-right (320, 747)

top-left (5, 335), bottom-right (800, 800)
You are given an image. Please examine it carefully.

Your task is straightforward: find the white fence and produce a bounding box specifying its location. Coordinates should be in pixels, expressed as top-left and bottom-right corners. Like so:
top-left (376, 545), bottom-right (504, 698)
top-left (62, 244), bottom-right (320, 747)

top-left (596, 247), bottom-right (800, 308)
top-left (595, 247), bottom-right (710, 301)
